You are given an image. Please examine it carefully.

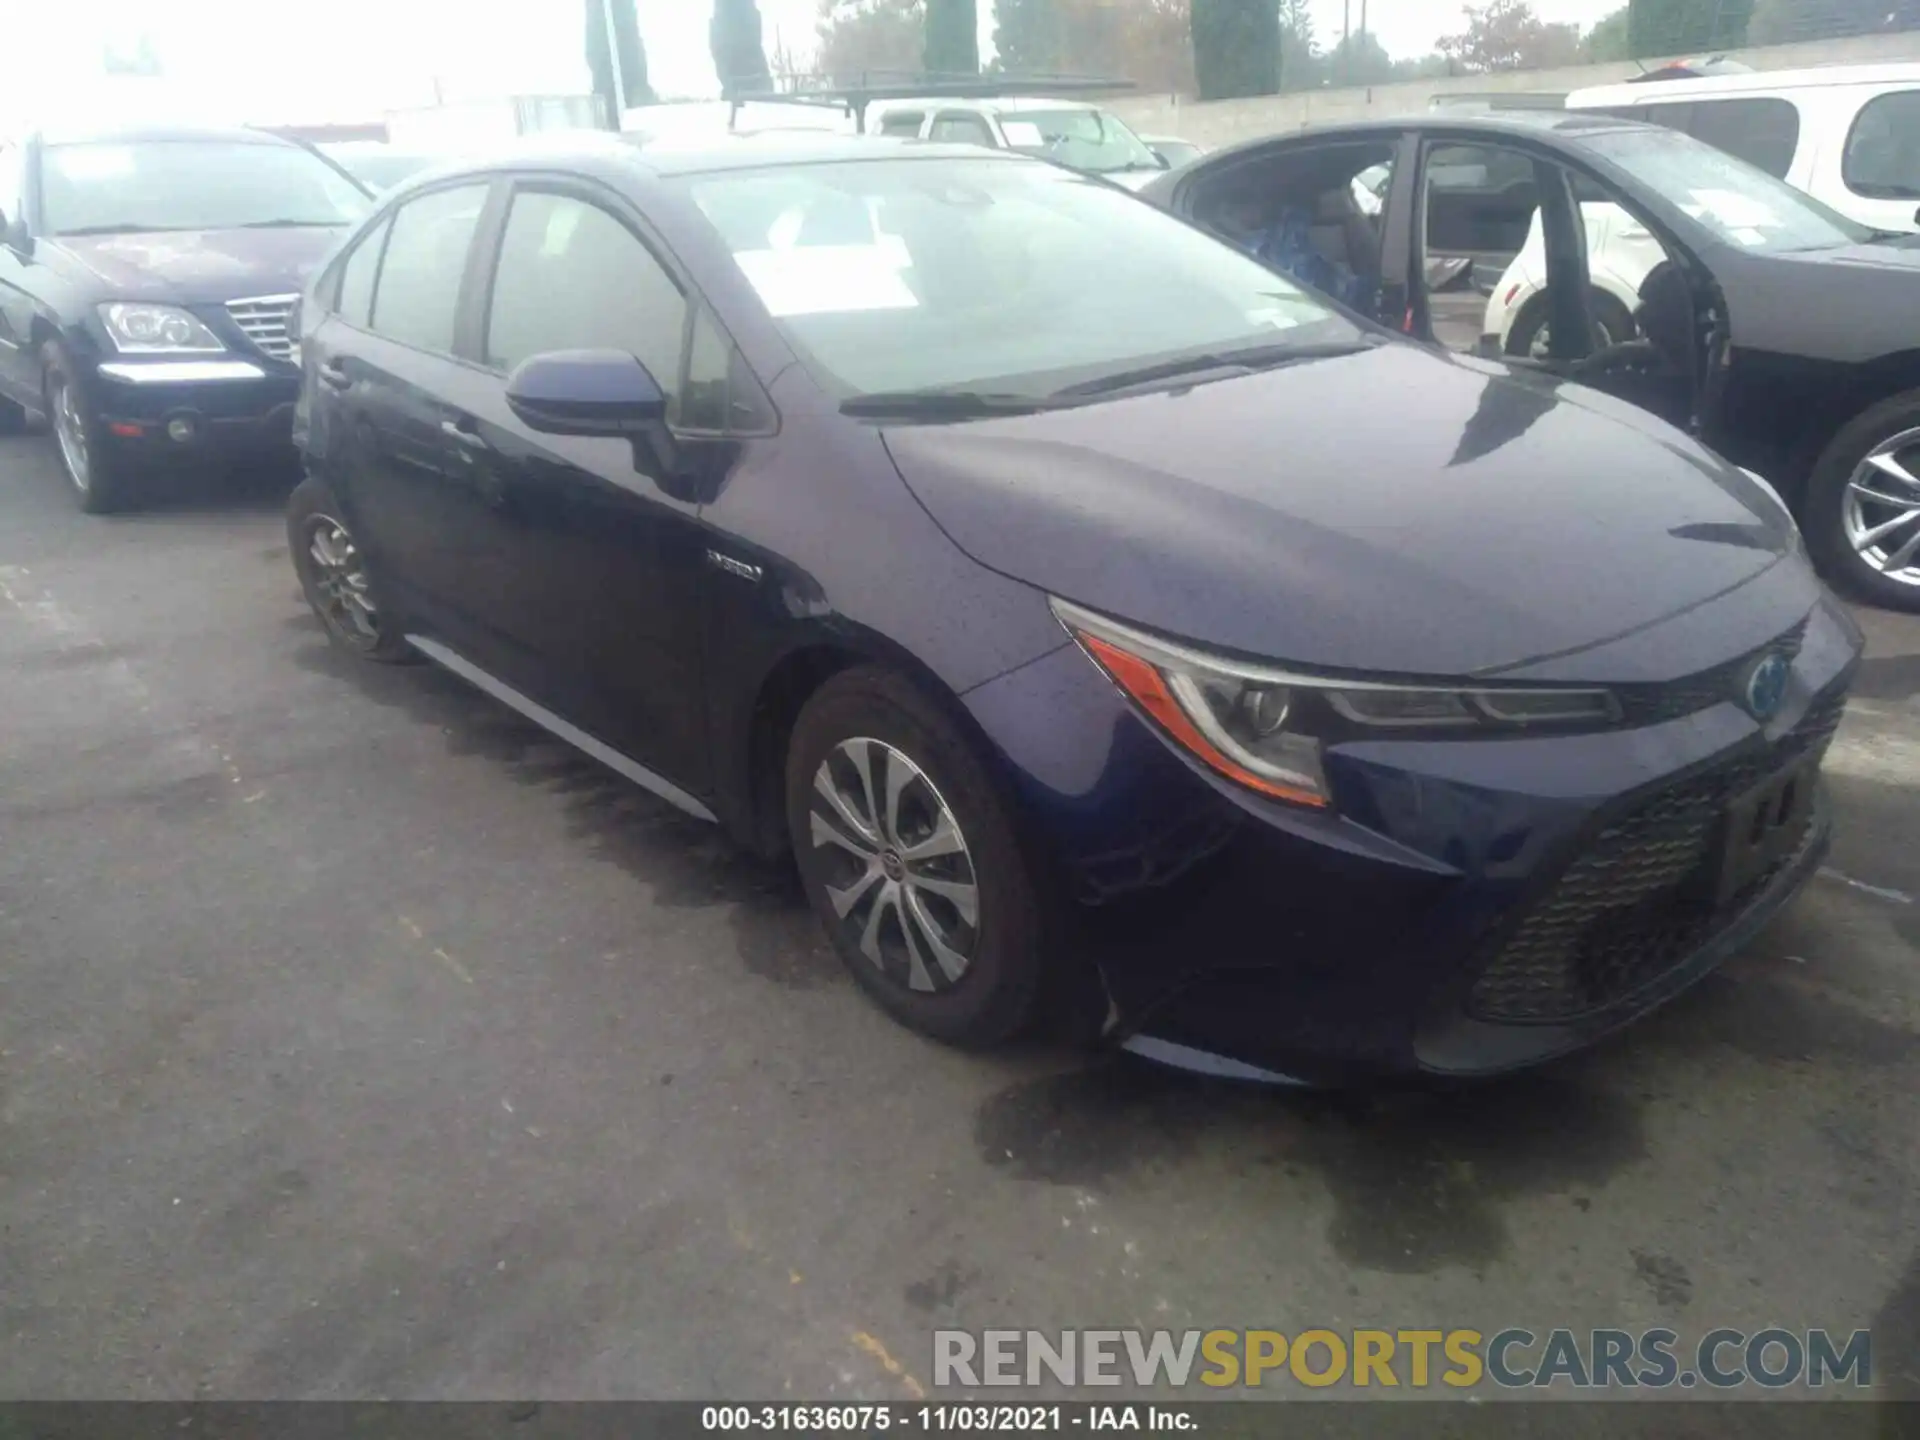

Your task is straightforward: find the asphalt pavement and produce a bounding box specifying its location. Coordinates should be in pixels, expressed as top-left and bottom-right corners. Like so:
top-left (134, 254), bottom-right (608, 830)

top-left (1, 432), bottom-right (1916, 1417)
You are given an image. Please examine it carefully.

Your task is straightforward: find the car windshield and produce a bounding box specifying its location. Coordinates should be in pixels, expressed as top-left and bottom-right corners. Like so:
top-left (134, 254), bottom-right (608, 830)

top-left (40, 139), bottom-right (371, 234)
top-left (684, 156), bottom-right (1363, 400)
top-left (1583, 125), bottom-right (1871, 253)
top-left (997, 109), bottom-right (1162, 175)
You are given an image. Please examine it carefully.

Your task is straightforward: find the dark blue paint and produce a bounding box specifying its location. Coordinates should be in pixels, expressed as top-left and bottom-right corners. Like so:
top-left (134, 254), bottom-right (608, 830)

top-left (295, 135), bottom-right (1865, 1081)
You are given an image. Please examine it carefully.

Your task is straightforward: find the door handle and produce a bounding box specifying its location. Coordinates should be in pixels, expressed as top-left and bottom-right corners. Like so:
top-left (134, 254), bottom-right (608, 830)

top-left (317, 361), bottom-right (351, 390)
top-left (440, 418), bottom-right (487, 447)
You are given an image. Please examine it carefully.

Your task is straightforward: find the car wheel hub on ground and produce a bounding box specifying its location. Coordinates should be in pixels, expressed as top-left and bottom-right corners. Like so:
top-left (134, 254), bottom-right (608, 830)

top-left (807, 738), bottom-right (979, 995)
top-left (304, 515), bottom-right (380, 645)
top-left (1844, 426), bottom-right (1920, 587)
top-left (51, 377), bottom-right (90, 492)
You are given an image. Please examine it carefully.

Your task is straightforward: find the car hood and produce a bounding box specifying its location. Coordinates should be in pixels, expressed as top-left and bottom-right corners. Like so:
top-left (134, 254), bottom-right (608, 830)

top-left (1104, 168), bottom-right (1168, 193)
top-left (56, 226), bottom-right (347, 303)
top-left (882, 344), bottom-right (1810, 681)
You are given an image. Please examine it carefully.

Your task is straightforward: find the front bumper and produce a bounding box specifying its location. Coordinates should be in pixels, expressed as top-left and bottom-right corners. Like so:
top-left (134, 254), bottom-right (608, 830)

top-left (965, 592), bottom-right (1862, 1084)
top-left (90, 359), bottom-right (300, 459)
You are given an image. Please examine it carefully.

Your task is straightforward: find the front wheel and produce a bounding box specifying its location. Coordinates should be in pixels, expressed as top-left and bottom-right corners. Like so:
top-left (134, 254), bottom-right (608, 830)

top-left (44, 344), bottom-right (134, 514)
top-left (1504, 288), bottom-right (1636, 360)
top-left (1804, 390), bottom-right (1920, 612)
top-left (786, 667), bottom-right (1050, 1048)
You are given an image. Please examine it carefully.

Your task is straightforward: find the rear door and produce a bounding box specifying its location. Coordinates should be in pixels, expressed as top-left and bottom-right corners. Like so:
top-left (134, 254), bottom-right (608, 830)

top-left (308, 180), bottom-right (501, 658)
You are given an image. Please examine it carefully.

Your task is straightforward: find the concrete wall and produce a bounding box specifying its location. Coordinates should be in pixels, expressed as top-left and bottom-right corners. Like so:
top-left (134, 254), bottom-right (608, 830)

top-left (1109, 31), bottom-right (1920, 148)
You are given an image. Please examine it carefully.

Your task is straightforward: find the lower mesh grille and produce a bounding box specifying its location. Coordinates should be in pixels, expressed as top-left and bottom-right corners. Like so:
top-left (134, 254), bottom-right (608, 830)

top-left (1465, 687), bottom-right (1846, 1024)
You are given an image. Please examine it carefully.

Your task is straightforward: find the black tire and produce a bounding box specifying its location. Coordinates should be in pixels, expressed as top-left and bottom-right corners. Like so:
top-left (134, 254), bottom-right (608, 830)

top-left (287, 474), bottom-right (417, 662)
top-left (43, 342), bottom-right (135, 514)
top-left (1803, 388), bottom-right (1920, 613)
top-left (786, 666), bottom-right (1050, 1048)
top-left (1504, 288), bottom-right (1636, 360)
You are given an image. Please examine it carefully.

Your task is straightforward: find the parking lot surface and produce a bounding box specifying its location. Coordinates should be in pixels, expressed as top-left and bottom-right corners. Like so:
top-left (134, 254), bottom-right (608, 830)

top-left (1, 435), bottom-right (1916, 1413)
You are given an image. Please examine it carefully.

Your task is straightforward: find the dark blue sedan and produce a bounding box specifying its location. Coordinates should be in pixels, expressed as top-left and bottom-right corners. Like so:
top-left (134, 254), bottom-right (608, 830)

top-left (286, 131), bottom-right (1862, 1084)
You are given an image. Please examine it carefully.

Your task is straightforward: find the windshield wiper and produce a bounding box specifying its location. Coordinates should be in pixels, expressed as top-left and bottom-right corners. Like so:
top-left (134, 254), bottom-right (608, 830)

top-left (840, 390), bottom-right (1063, 420)
top-left (1050, 339), bottom-right (1382, 400)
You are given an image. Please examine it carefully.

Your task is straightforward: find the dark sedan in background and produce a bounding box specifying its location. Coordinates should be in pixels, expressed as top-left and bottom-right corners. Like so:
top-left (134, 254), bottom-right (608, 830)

top-left (1142, 111), bottom-right (1920, 613)
top-left (0, 124), bottom-right (371, 512)
top-left (287, 132), bottom-right (1859, 1085)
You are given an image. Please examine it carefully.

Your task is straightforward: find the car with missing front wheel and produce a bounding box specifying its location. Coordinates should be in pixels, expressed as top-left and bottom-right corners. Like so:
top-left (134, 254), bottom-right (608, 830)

top-left (0, 124), bottom-right (371, 512)
top-left (288, 131), bottom-right (1860, 1084)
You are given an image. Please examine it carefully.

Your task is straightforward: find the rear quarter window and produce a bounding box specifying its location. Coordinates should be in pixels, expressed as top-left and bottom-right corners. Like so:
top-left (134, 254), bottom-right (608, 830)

top-left (1844, 89), bottom-right (1920, 200)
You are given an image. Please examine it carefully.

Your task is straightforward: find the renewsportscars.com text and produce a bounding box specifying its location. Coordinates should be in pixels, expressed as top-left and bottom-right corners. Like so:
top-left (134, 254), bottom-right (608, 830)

top-left (933, 1327), bottom-right (1873, 1391)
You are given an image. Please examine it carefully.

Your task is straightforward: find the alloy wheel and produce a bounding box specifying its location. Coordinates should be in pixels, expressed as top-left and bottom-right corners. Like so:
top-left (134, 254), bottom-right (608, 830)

top-left (50, 374), bottom-right (91, 493)
top-left (806, 737), bottom-right (980, 995)
top-left (1842, 426), bottom-right (1920, 588)
top-left (302, 514), bottom-right (382, 647)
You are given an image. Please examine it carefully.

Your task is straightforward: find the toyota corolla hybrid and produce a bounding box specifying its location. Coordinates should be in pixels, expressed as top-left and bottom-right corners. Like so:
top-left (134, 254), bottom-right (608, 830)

top-left (287, 132), bottom-right (1861, 1084)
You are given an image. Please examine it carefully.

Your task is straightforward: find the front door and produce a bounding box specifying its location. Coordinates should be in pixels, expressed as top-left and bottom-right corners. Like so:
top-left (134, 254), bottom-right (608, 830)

top-left (456, 180), bottom-right (714, 788)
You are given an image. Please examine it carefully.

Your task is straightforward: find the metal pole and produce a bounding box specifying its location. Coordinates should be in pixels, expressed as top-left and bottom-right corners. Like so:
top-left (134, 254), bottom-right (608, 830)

top-left (599, 0), bottom-right (626, 119)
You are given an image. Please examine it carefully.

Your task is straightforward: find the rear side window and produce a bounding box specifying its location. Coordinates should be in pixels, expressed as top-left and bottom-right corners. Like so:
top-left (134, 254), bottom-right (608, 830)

top-left (930, 113), bottom-right (996, 147)
top-left (1845, 90), bottom-right (1920, 199)
top-left (370, 183), bottom-right (487, 354)
top-left (335, 216), bottom-right (389, 327)
top-left (877, 110), bottom-right (924, 138)
top-left (483, 189), bottom-right (686, 394)
top-left (1687, 97), bottom-right (1800, 179)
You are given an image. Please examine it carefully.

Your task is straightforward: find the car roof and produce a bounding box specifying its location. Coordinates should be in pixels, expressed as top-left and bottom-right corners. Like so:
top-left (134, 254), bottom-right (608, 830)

top-left (34, 122), bottom-right (296, 148)
top-left (1570, 60), bottom-right (1920, 106)
top-left (1189, 108), bottom-right (1656, 169)
top-left (447, 128), bottom-right (1025, 180)
top-left (872, 95), bottom-right (1103, 115)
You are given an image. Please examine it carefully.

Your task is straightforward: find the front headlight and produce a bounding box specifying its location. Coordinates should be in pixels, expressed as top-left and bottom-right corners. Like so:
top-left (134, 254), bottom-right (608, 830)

top-left (1052, 598), bottom-right (1621, 810)
top-left (98, 303), bottom-right (225, 355)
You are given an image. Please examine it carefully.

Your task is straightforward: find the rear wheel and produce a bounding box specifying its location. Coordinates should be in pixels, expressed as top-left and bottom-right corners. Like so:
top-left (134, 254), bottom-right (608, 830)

top-left (287, 474), bottom-right (416, 662)
top-left (786, 667), bottom-right (1049, 1048)
top-left (44, 343), bottom-right (133, 514)
top-left (1804, 390), bottom-right (1920, 612)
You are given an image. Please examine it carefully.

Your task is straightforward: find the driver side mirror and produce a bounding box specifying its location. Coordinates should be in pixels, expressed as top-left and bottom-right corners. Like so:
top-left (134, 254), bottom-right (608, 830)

top-left (1, 212), bottom-right (30, 257)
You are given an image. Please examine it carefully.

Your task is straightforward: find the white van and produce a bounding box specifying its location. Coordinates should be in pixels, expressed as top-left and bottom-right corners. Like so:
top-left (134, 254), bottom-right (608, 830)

top-left (1567, 62), bottom-right (1920, 232)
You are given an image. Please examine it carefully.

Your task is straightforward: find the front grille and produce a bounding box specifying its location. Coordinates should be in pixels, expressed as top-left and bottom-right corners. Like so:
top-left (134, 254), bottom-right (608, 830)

top-left (1615, 620), bottom-right (1808, 727)
top-left (224, 294), bottom-right (299, 362)
top-left (1465, 685), bottom-right (1846, 1025)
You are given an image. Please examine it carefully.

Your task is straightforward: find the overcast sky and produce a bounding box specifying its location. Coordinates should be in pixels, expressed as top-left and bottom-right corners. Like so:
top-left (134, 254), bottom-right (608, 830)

top-left (3, 0), bottom-right (1626, 130)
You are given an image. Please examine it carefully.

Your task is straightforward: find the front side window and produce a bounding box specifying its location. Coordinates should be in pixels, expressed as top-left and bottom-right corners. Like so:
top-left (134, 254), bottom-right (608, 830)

top-left (996, 108), bottom-right (1162, 175)
top-left (683, 157), bottom-right (1360, 400)
top-left (484, 190), bottom-right (687, 395)
top-left (38, 140), bottom-right (370, 235)
top-left (1584, 125), bottom-right (1867, 254)
top-left (1686, 97), bottom-right (1801, 179)
top-left (369, 184), bottom-right (488, 354)
top-left (877, 111), bottom-right (925, 139)
top-left (1845, 90), bottom-right (1920, 200)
